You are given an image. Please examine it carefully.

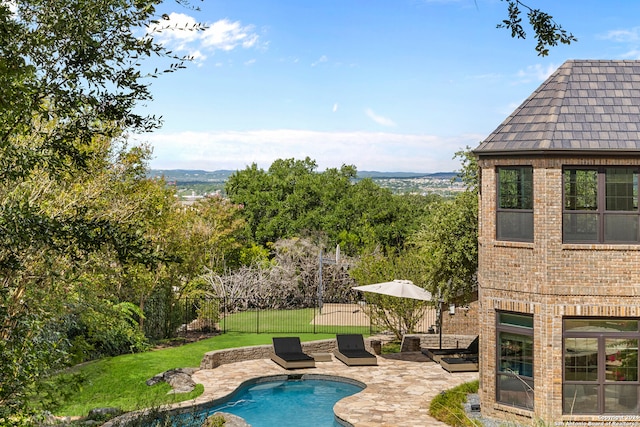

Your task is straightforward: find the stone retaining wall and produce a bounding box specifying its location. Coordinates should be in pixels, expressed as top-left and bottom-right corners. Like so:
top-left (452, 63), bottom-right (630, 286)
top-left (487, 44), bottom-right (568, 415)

top-left (201, 339), bottom-right (342, 369)
top-left (401, 334), bottom-right (476, 351)
top-left (200, 335), bottom-right (475, 369)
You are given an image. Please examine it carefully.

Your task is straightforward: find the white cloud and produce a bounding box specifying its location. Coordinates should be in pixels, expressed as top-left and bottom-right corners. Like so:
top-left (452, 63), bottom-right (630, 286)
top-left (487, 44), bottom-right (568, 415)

top-left (144, 129), bottom-right (482, 173)
top-left (597, 28), bottom-right (640, 59)
top-left (201, 18), bottom-right (259, 50)
top-left (189, 50), bottom-right (207, 66)
top-left (311, 55), bottom-right (328, 67)
top-left (365, 108), bottom-right (396, 127)
top-left (147, 13), bottom-right (261, 63)
top-left (600, 28), bottom-right (640, 43)
top-left (5, 1), bottom-right (17, 14)
top-left (621, 50), bottom-right (640, 59)
top-left (499, 101), bottom-right (524, 117)
top-left (332, 103), bottom-right (338, 113)
top-left (515, 63), bottom-right (557, 84)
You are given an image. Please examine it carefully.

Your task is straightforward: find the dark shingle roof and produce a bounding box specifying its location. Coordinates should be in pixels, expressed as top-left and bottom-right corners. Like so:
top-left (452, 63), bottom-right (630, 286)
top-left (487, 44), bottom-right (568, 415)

top-left (474, 60), bottom-right (640, 155)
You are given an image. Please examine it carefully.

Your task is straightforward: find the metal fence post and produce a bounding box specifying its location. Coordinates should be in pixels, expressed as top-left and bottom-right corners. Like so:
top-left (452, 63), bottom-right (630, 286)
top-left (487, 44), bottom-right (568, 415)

top-left (223, 295), bottom-right (227, 334)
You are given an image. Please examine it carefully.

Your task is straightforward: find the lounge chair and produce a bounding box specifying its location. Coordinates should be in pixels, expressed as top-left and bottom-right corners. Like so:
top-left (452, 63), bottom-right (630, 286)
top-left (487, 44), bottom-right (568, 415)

top-left (422, 336), bottom-right (479, 363)
top-left (440, 356), bottom-right (479, 373)
top-left (270, 337), bottom-right (316, 369)
top-left (334, 334), bottom-right (377, 366)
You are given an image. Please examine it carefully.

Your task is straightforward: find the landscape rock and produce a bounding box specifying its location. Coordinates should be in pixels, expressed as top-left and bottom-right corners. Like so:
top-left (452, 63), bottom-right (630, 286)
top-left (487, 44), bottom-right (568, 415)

top-left (203, 412), bottom-right (251, 427)
top-left (87, 407), bottom-right (123, 420)
top-left (39, 411), bottom-right (73, 425)
top-left (146, 367), bottom-right (199, 394)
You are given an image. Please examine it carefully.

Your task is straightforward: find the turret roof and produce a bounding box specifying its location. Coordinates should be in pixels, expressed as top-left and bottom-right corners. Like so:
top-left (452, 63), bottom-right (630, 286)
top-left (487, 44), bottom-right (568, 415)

top-left (475, 60), bottom-right (640, 155)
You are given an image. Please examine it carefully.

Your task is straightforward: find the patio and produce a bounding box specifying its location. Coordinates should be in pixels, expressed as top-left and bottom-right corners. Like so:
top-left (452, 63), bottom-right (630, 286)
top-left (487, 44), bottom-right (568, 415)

top-left (188, 350), bottom-right (478, 426)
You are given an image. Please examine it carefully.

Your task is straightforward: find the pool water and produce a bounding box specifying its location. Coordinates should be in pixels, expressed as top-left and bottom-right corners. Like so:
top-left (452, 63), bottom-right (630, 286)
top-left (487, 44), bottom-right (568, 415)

top-left (177, 378), bottom-right (363, 426)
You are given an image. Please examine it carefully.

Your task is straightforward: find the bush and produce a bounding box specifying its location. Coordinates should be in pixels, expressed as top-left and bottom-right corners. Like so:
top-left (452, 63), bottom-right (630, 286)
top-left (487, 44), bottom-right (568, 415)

top-left (381, 340), bottom-right (401, 354)
top-left (65, 301), bottom-right (149, 363)
top-left (429, 380), bottom-right (481, 427)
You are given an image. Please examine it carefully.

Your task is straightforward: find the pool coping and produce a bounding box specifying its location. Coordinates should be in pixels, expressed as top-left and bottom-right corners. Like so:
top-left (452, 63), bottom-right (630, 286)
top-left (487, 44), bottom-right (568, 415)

top-left (105, 349), bottom-right (478, 426)
top-left (191, 353), bottom-right (477, 426)
top-left (174, 373), bottom-right (366, 426)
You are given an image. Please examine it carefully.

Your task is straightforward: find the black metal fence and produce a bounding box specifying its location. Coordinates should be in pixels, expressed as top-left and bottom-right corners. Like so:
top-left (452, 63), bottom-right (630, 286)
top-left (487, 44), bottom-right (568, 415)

top-left (143, 295), bottom-right (437, 339)
top-left (219, 298), bottom-right (379, 335)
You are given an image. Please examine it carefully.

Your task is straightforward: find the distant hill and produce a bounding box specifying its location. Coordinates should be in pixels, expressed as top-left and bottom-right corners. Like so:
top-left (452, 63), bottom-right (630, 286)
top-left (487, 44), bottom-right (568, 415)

top-left (358, 171), bottom-right (457, 180)
top-left (148, 169), bottom-right (463, 197)
top-left (148, 169), bottom-right (235, 183)
top-left (148, 169), bottom-right (458, 183)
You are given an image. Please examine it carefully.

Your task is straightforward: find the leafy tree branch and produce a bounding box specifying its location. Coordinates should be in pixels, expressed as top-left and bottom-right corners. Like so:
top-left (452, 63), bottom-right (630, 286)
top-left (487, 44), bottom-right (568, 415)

top-left (497, 0), bottom-right (577, 56)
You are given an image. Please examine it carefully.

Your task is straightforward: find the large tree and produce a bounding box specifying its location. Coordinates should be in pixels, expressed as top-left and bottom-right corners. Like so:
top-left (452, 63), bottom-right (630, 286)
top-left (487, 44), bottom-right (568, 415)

top-left (226, 157), bottom-right (438, 254)
top-left (226, 157), bottom-right (357, 247)
top-left (0, 0), bottom-right (199, 421)
top-left (410, 149), bottom-right (479, 303)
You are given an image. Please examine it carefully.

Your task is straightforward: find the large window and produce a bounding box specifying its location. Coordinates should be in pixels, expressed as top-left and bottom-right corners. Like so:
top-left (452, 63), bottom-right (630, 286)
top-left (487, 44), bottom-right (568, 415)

top-left (563, 318), bottom-right (640, 414)
top-left (563, 167), bottom-right (640, 243)
top-left (497, 312), bottom-right (534, 409)
top-left (497, 167), bottom-right (534, 241)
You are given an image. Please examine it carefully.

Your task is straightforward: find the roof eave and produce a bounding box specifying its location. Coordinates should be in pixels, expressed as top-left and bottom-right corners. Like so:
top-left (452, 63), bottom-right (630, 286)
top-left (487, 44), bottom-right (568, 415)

top-left (473, 149), bottom-right (640, 158)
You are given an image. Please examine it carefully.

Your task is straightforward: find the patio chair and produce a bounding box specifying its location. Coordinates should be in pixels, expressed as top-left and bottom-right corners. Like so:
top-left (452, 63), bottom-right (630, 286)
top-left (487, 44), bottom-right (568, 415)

top-left (334, 334), bottom-right (377, 366)
top-left (422, 336), bottom-right (479, 363)
top-left (270, 337), bottom-right (316, 369)
top-left (440, 356), bottom-right (479, 373)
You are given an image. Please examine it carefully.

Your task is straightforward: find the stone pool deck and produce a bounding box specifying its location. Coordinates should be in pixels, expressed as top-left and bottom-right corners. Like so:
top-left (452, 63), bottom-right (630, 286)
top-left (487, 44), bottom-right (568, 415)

top-left (186, 351), bottom-right (478, 427)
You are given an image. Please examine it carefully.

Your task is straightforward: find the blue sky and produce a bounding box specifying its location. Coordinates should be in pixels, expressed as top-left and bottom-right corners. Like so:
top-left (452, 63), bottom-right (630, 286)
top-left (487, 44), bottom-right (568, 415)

top-left (140, 0), bottom-right (640, 173)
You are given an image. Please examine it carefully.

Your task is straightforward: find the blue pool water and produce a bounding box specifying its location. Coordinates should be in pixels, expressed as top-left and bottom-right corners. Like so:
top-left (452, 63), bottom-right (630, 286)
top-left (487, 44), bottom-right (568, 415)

top-left (177, 377), bottom-right (363, 426)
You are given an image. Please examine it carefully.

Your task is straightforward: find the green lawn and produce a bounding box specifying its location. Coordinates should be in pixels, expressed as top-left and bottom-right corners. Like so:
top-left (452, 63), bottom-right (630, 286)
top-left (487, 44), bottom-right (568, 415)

top-left (221, 306), bottom-right (375, 335)
top-left (53, 304), bottom-right (376, 417)
top-left (54, 332), bottom-right (339, 417)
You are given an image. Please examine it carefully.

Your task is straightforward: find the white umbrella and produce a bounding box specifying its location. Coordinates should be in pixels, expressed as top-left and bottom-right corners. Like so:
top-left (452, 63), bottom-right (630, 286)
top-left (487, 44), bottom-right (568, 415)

top-left (352, 279), bottom-right (432, 301)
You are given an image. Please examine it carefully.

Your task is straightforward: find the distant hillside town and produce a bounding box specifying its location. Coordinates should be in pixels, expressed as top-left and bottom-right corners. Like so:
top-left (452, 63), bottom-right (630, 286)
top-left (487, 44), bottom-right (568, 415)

top-left (149, 169), bottom-right (465, 201)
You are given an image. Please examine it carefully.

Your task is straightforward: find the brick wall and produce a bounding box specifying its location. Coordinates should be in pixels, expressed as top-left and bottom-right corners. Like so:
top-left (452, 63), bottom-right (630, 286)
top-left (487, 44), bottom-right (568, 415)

top-left (477, 155), bottom-right (640, 423)
top-left (441, 296), bottom-right (480, 336)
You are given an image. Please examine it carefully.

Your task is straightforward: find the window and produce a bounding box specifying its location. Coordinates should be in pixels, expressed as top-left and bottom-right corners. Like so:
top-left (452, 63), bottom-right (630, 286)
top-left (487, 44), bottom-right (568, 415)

top-left (496, 312), bottom-right (534, 409)
top-left (497, 167), bottom-right (533, 241)
top-left (563, 167), bottom-right (640, 243)
top-left (563, 318), bottom-right (640, 414)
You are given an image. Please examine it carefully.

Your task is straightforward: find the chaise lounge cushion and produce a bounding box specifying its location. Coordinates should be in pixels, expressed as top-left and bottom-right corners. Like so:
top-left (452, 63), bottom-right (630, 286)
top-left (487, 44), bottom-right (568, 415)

top-left (334, 334), bottom-right (377, 366)
top-left (422, 336), bottom-right (479, 363)
top-left (440, 356), bottom-right (479, 373)
top-left (270, 337), bottom-right (316, 369)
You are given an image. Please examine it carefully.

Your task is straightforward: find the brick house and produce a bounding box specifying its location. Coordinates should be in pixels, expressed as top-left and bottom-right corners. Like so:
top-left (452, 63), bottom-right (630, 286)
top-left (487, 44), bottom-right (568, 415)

top-left (474, 60), bottom-right (640, 423)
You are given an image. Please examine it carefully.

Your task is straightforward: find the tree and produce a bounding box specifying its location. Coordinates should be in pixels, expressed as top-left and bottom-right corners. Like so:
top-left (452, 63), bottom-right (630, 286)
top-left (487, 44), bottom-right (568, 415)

top-left (349, 250), bottom-right (431, 341)
top-left (226, 157), bottom-right (438, 254)
top-left (334, 179), bottom-right (439, 253)
top-left (202, 237), bottom-right (354, 311)
top-left (498, 0), bottom-right (577, 56)
top-left (410, 149), bottom-right (479, 303)
top-left (0, 0), bottom-right (200, 421)
top-left (226, 157), bottom-right (357, 247)
top-left (0, 137), bottom-right (174, 421)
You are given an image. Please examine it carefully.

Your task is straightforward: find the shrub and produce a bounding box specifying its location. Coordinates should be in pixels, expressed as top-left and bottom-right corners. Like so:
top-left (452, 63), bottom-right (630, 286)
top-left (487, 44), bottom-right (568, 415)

top-left (429, 380), bottom-right (481, 427)
top-left (65, 301), bottom-right (149, 363)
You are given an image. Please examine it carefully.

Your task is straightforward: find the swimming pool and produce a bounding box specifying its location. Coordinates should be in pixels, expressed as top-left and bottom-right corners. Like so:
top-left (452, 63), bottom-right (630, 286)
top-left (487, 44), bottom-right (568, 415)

top-left (174, 375), bottom-right (364, 426)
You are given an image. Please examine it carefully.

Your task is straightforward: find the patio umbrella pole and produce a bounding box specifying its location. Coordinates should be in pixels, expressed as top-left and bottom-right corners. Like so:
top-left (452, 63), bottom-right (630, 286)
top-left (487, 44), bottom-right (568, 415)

top-left (438, 300), bottom-right (443, 350)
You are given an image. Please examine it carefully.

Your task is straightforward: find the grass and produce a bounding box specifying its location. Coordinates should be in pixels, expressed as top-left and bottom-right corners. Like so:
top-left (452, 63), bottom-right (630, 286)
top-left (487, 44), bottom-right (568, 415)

top-left (54, 332), bottom-right (338, 417)
top-left (429, 380), bottom-right (481, 427)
